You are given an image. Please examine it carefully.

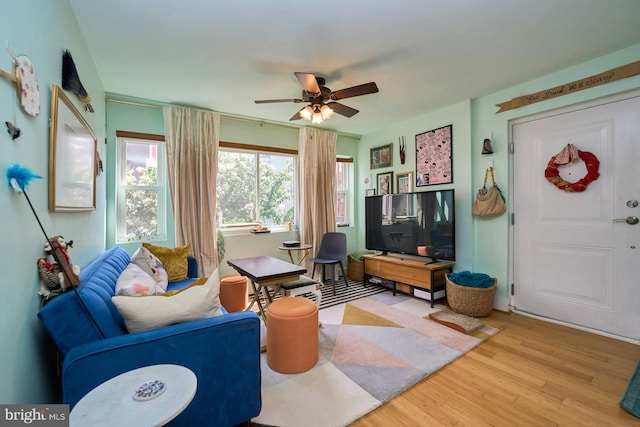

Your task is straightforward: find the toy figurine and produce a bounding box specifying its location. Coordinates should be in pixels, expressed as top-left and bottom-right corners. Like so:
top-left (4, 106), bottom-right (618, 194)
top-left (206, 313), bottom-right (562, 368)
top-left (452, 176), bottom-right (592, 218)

top-left (37, 236), bottom-right (80, 301)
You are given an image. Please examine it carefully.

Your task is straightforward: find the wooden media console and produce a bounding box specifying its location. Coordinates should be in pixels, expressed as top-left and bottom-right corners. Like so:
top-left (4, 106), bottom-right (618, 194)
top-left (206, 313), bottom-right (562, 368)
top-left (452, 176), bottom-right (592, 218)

top-left (362, 254), bottom-right (454, 307)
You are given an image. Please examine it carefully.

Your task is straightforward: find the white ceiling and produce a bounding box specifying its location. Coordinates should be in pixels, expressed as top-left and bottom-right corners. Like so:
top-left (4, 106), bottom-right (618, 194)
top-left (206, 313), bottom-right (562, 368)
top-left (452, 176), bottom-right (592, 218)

top-left (68, 0), bottom-right (640, 136)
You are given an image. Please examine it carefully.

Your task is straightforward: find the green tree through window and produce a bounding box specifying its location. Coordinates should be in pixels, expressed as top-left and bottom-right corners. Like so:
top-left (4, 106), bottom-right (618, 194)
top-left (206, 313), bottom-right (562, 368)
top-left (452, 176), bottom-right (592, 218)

top-left (217, 150), bottom-right (294, 226)
top-left (116, 135), bottom-right (166, 243)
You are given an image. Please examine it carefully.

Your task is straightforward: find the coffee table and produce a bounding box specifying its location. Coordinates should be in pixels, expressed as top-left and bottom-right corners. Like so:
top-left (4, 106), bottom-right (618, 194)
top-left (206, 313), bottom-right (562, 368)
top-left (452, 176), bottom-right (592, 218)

top-left (69, 364), bottom-right (196, 426)
top-left (227, 256), bottom-right (306, 322)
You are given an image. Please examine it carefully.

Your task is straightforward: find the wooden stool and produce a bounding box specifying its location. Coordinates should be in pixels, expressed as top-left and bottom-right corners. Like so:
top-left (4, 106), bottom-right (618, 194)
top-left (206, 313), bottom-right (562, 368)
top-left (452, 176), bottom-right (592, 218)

top-left (266, 297), bottom-right (318, 374)
top-left (219, 274), bottom-right (248, 312)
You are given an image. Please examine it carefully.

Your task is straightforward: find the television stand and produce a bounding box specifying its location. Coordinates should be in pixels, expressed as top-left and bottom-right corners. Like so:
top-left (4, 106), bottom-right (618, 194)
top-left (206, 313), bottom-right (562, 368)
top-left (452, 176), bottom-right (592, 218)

top-left (363, 254), bottom-right (454, 307)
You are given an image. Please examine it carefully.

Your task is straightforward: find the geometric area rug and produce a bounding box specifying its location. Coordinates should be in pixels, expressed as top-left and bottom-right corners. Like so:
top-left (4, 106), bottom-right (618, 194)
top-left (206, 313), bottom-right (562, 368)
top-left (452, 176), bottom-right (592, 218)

top-left (252, 291), bottom-right (502, 427)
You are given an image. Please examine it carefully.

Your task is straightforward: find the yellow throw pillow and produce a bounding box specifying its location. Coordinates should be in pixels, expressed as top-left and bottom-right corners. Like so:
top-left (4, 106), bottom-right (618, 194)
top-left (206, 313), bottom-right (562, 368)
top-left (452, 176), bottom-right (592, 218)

top-left (142, 243), bottom-right (191, 282)
top-left (112, 270), bottom-right (222, 333)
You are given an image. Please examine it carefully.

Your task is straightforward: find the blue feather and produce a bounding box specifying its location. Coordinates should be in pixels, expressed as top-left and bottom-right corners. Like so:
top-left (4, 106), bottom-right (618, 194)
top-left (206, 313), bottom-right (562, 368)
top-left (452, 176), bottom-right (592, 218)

top-left (6, 164), bottom-right (42, 192)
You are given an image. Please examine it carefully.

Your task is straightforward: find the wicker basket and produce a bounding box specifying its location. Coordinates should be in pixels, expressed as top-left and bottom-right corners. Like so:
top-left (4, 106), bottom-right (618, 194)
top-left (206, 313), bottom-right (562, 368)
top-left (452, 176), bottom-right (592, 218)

top-left (347, 254), bottom-right (365, 282)
top-left (446, 276), bottom-right (496, 317)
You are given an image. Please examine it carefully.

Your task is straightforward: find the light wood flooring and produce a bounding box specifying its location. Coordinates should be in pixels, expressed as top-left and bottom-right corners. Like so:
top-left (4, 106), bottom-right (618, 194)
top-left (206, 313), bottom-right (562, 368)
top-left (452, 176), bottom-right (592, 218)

top-left (350, 310), bottom-right (640, 426)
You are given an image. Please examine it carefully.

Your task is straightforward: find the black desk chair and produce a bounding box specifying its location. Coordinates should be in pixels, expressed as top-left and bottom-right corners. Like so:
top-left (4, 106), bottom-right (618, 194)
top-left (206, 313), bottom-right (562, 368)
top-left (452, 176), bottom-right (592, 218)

top-left (310, 232), bottom-right (348, 295)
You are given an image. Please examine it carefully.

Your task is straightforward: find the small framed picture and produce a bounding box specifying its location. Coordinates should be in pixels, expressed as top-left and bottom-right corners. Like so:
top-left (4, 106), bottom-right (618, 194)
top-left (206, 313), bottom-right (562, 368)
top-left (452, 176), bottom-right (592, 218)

top-left (376, 171), bottom-right (393, 195)
top-left (365, 188), bottom-right (376, 197)
top-left (396, 171), bottom-right (414, 193)
top-left (370, 143), bottom-right (393, 169)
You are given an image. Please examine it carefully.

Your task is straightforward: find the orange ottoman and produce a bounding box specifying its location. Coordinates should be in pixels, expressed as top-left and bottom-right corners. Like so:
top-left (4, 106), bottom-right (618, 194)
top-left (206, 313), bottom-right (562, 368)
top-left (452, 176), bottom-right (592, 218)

top-left (219, 274), bottom-right (249, 312)
top-left (266, 297), bottom-right (319, 374)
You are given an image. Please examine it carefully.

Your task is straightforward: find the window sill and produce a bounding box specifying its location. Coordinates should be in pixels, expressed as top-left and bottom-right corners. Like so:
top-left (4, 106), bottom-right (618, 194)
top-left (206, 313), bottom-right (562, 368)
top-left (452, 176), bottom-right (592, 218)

top-left (220, 226), bottom-right (294, 236)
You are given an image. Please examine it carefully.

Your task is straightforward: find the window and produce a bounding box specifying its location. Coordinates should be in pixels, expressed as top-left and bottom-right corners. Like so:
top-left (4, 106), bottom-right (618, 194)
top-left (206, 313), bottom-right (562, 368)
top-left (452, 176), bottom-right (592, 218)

top-left (336, 159), bottom-right (351, 226)
top-left (217, 148), bottom-right (295, 228)
top-left (115, 133), bottom-right (166, 243)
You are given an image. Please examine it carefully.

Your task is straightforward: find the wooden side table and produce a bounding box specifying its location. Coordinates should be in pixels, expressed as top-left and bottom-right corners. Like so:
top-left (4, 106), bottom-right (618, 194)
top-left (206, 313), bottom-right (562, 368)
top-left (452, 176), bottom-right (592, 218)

top-left (70, 364), bottom-right (197, 426)
top-left (278, 243), bottom-right (312, 265)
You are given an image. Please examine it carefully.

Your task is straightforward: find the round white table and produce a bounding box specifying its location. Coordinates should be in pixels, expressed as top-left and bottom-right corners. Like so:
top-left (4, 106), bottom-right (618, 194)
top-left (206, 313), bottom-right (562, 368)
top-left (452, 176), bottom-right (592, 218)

top-left (70, 364), bottom-right (197, 427)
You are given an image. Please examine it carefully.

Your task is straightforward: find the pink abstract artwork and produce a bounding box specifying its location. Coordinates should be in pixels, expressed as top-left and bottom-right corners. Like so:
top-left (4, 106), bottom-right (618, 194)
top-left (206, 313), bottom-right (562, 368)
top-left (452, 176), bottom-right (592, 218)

top-left (415, 125), bottom-right (453, 186)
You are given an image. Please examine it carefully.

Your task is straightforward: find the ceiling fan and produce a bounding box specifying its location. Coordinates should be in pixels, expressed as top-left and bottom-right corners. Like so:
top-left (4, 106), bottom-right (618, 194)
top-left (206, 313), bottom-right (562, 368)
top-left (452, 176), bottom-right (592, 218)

top-left (254, 72), bottom-right (379, 124)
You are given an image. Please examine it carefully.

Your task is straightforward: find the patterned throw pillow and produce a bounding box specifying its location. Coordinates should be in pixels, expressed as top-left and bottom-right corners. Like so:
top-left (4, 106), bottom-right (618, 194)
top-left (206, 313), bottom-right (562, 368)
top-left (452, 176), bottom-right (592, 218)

top-left (115, 263), bottom-right (161, 296)
top-left (130, 246), bottom-right (169, 292)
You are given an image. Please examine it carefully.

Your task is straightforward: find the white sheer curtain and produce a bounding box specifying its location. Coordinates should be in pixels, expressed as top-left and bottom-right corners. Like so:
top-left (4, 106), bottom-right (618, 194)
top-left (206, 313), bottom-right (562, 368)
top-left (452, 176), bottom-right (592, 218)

top-left (163, 106), bottom-right (220, 277)
top-left (297, 127), bottom-right (337, 274)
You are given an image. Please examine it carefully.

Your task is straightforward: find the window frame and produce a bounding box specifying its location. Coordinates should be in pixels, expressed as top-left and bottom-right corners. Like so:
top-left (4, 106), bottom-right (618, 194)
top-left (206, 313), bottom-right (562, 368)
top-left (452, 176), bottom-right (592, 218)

top-left (217, 142), bottom-right (297, 233)
top-left (115, 131), bottom-right (167, 243)
top-left (336, 158), bottom-right (352, 226)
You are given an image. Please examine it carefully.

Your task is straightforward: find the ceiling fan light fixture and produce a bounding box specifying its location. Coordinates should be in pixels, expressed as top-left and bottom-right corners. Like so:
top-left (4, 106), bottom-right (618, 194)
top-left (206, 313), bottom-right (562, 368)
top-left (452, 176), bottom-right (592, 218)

top-left (299, 105), bottom-right (313, 120)
top-left (311, 105), bottom-right (324, 124)
top-left (256, 72), bottom-right (377, 123)
top-left (320, 104), bottom-right (334, 120)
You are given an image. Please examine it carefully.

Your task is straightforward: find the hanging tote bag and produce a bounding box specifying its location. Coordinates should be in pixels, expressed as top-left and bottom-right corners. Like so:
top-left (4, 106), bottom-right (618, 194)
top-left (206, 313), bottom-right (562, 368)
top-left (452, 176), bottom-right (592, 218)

top-left (472, 167), bottom-right (506, 217)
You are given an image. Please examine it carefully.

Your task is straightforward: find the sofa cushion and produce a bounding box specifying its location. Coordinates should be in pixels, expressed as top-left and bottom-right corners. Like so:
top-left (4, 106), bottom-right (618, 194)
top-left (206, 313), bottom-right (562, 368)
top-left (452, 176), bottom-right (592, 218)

top-left (112, 269), bottom-right (222, 333)
top-left (129, 246), bottom-right (169, 291)
top-left (142, 243), bottom-right (190, 282)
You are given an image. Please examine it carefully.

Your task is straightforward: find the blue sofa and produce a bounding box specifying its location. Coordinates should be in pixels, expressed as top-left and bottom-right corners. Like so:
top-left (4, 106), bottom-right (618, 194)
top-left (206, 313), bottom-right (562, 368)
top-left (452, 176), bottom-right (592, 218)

top-left (38, 246), bottom-right (262, 427)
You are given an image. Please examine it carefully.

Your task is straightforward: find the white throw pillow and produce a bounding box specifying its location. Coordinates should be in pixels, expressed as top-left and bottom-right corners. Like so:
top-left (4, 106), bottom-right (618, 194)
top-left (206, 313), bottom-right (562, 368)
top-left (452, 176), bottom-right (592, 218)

top-left (112, 269), bottom-right (223, 333)
top-left (115, 263), bottom-right (160, 296)
top-left (129, 246), bottom-right (169, 292)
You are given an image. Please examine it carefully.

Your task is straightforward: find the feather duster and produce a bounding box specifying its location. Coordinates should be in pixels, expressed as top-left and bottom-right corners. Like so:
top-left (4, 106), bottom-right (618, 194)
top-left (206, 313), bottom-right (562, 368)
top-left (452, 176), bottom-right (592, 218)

top-left (5, 163), bottom-right (104, 336)
top-left (6, 164), bottom-right (42, 193)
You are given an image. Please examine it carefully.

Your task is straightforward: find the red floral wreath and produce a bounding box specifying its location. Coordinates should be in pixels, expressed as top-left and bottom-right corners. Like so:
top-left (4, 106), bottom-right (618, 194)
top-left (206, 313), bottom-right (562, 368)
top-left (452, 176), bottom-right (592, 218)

top-left (544, 150), bottom-right (600, 192)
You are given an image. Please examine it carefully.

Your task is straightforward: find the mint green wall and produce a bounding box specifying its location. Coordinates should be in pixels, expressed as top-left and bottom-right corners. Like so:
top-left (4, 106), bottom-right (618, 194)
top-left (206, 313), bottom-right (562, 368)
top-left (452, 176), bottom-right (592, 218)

top-left (358, 44), bottom-right (640, 309)
top-left (0, 0), bottom-right (106, 404)
top-left (358, 101), bottom-right (474, 273)
top-left (471, 44), bottom-right (640, 307)
top-left (104, 100), bottom-right (362, 276)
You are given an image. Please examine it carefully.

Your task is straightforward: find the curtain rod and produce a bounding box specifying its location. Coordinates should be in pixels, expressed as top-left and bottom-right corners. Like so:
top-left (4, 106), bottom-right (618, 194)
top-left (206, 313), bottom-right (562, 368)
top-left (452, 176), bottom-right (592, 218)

top-left (106, 98), bottom-right (361, 140)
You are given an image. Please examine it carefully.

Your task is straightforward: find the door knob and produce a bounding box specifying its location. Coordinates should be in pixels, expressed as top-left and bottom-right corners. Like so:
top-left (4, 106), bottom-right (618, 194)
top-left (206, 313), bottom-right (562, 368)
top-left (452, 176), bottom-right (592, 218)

top-left (613, 216), bottom-right (639, 225)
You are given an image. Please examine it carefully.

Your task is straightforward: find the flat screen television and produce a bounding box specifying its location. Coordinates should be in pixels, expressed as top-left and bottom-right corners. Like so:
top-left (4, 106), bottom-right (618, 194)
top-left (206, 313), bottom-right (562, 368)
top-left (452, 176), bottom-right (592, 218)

top-left (365, 189), bottom-right (455, 262)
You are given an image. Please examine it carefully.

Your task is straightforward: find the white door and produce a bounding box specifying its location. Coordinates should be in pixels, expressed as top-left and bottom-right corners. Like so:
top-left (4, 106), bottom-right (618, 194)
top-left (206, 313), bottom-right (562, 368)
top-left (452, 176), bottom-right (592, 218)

top-left (511, 91), bottom-right (640, 341)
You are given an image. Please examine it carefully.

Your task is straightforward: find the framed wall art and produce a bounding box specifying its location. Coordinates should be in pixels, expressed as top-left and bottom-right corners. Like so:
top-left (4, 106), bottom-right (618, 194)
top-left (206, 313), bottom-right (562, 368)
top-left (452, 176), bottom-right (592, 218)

top-left (415, 124), bottom-right (453, 186)
top-left (365, 188), bottom-right (376, 197)
top-left (370, 143), bottom-right (393, 169)
top-left (376, 171), bottom-right (393, 195)
top-left (49, 85), bottom-right (97, 211)
top-left (395, 171), bottom-right (413, 194)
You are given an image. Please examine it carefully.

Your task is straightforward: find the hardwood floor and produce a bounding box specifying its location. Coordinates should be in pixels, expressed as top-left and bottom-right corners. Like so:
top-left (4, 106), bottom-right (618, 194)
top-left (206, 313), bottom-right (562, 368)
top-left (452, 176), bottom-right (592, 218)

top-left (350, 310), bottom-right (640, 426)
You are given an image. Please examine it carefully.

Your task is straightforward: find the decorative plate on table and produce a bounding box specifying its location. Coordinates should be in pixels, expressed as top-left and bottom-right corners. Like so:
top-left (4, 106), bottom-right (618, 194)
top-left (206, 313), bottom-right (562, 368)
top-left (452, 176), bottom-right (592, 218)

top-left (132, 379), bottom-right (166, 401)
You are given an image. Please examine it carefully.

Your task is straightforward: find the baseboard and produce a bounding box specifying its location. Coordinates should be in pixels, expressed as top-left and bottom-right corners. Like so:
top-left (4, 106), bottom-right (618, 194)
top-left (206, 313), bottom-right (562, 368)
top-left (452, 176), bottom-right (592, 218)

top-left (493, 295), bottom-right (510, 312)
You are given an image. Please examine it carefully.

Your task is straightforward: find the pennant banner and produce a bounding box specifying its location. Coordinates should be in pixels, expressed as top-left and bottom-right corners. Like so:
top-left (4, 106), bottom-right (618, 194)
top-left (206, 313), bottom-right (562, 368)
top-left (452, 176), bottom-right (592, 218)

top-left (496, 61), bottom-right (640, 114)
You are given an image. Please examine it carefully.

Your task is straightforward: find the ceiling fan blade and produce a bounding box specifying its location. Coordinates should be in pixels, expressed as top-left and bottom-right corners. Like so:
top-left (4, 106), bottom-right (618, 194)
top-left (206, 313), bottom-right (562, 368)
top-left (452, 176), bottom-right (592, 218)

top-left (294, 72), bottom-right (321, 94)
top-left (330, 82), bottom-right (379, 100)
top-left (327, 102), bottom-right (359, 118)
top-left (255, 98), bottom-right (304, 104)
top-left (289, 108), bottom-right (304, 121)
